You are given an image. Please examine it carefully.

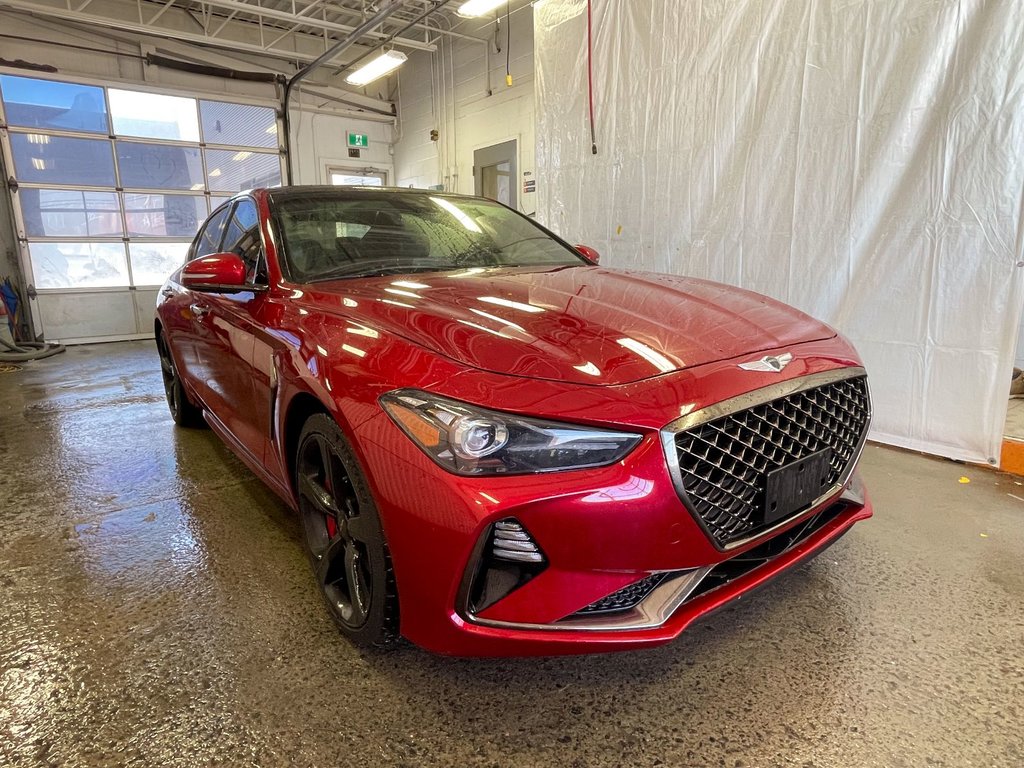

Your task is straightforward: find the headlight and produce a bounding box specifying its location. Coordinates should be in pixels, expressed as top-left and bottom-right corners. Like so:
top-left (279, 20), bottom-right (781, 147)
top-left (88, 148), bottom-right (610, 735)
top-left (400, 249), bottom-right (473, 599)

top-left (379, 389), bottom-right (642, 475)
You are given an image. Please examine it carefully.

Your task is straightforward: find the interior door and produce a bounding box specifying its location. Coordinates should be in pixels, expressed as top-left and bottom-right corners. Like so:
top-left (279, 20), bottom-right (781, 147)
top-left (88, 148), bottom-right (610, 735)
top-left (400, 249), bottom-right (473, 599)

top-left (474, 139), bottom-right (517, 209)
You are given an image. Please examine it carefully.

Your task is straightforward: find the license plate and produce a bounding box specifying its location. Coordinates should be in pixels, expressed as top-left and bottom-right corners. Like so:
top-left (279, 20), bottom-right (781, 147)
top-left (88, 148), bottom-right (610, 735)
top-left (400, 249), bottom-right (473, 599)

top-left (764, 449), bottom-right (833, 525)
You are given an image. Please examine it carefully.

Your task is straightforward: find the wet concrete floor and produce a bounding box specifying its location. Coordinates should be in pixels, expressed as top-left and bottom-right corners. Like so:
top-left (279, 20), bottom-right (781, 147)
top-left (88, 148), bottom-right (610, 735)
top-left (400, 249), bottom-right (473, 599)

top-left (1, 341), bottom-right (1022, 767)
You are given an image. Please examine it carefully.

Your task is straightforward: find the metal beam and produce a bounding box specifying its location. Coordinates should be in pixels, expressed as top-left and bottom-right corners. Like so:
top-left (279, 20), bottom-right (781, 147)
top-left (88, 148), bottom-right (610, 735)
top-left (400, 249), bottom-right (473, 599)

top-left (0, 0), bottom-right (328, 63)
top-left (170, 0), bottom-right (437, 51)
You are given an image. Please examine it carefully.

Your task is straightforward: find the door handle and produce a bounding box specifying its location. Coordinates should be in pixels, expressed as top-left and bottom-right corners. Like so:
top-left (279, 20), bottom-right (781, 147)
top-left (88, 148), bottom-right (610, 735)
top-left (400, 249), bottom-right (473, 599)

top-left (161, 287), bottom-right (175, 298)
top-left (190, 302), bottom-right (209, 318)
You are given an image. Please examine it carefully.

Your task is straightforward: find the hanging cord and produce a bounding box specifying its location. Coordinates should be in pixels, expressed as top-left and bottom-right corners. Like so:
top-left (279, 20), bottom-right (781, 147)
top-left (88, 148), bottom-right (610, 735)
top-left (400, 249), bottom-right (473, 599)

top-left (587, 0), bottom-right (597, 154)
top-left (505, 1), bottom-right (512, 86)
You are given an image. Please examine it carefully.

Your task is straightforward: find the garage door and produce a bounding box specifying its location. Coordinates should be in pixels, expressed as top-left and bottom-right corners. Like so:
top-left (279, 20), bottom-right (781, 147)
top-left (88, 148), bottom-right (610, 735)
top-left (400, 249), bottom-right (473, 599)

top-left (0, 74), bottom-right (284, 342)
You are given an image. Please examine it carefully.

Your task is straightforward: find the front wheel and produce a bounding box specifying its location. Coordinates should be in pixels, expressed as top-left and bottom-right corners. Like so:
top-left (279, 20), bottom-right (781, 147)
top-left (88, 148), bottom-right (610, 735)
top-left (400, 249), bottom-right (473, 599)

top-left (156, 331), bottom-right (205, 428)
top-left (295, 413), bottom-right (399, 647)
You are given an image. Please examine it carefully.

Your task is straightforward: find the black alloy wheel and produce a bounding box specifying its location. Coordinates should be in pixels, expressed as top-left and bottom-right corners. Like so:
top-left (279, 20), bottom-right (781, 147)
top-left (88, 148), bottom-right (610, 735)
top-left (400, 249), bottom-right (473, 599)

top-left (156, 332), bottom-right (205, 428)
top-left (296, 413), bottom-right (398, 646)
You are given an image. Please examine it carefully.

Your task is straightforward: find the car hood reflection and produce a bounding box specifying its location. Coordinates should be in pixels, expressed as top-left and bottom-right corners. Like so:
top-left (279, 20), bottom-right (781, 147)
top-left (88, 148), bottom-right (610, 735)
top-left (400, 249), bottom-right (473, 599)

top-left (302, 266), bottom-right (836, 386)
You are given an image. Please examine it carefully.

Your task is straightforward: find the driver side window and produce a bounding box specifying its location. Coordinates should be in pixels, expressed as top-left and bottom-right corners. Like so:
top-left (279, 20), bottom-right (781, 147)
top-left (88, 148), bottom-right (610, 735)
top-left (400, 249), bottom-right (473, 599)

top-left (221, 199), bottom-right (266, 285)
top-left (191, 205), bottom-right (232, 261)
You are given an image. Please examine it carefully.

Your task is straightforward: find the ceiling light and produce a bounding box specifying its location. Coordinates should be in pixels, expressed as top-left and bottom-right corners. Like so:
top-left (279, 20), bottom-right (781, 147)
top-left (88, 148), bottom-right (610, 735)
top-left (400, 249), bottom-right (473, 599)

top-left (208, 168), bottom-right (222, 177)
top-left (345, 50), bottom-right (408, 86)
top-left (232, 151), bottom-right (252, 161)
top-left (457, 0), bottom-right (506, 17)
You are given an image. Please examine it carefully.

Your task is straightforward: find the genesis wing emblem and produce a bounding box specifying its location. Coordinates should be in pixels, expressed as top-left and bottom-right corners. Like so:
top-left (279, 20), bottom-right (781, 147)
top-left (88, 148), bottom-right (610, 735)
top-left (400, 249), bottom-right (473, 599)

top-left (738, 352), bottom-right (793, 373)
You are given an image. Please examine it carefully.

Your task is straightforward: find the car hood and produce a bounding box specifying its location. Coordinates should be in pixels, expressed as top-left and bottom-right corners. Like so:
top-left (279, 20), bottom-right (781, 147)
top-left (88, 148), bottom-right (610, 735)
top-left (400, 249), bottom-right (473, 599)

top-left (300, 265), bottom-right (836, 386)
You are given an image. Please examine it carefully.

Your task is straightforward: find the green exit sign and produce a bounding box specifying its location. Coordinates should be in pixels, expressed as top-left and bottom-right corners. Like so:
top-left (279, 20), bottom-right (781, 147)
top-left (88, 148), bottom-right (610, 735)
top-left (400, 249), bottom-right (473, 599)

top-left (347, 132), bottom-right (369, 148)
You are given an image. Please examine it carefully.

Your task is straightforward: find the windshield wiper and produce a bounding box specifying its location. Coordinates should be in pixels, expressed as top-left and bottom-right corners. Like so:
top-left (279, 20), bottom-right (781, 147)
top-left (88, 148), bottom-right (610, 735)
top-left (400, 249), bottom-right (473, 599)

top-left (310, 264), bottom-right (454, 282)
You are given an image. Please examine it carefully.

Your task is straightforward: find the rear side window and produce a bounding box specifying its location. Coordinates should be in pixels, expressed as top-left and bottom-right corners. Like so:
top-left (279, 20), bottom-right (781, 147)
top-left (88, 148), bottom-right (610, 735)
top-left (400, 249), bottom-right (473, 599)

top-left (191, 205), bottom-right (231, 260)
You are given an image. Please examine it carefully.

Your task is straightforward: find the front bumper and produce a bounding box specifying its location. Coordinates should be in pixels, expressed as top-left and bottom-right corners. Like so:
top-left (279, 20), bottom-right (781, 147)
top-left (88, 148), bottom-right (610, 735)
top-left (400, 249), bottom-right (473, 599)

top-left (352, 344), bottom-right (872, 656)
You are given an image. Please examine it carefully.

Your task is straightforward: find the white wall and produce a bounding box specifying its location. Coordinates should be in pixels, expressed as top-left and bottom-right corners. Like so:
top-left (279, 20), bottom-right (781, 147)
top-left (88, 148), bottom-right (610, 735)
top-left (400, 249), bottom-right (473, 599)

top-left (288, 94), bottom-right (396, 186)
top-left (393, 5), bottom-right (537, 213)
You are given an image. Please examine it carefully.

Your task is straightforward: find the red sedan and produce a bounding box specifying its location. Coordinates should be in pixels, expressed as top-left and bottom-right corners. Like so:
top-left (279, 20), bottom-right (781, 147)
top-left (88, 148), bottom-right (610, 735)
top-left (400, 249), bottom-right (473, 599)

top-left (155, 186), bottom-right (872, 656)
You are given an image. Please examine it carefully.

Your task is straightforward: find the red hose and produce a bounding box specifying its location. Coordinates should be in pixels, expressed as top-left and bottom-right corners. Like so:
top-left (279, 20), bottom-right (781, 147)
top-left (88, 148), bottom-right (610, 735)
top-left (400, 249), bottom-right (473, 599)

top-left (587, 0), bottom-right (597, 154)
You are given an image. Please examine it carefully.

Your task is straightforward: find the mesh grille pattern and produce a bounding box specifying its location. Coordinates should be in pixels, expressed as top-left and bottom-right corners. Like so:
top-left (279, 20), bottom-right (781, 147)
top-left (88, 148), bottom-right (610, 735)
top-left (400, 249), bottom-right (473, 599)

top-left (575, 574), bottom-right (666, 615)
top-left (673, 376), bottom-right (869, 546)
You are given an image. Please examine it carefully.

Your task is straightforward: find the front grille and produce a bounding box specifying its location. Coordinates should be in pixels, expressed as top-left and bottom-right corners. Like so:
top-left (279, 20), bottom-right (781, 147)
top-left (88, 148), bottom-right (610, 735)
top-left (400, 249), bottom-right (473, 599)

top-left (574, 573), bottom-right (666, 615)
top-left (672, 374), bottom-right (869, 546)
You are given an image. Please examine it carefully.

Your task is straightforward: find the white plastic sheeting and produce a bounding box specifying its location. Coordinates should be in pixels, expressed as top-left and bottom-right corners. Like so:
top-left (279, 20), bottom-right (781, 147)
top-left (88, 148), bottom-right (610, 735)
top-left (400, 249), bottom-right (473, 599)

top-left (534, 0), bottom-right (1024, 464)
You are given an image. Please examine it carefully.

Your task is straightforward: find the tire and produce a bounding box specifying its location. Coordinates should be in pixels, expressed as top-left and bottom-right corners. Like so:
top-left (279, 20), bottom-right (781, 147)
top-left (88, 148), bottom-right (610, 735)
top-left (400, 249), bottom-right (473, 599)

top-left (295, 413), bottom-right (399, 647)
top-left (156, 331), bottom-right (205, 428)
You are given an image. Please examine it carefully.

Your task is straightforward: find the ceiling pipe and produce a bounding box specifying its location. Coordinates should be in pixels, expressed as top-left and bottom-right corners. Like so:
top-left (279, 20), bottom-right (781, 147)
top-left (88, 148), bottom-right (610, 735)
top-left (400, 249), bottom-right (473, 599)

top-left (283, 0), bottom-right (409, 184)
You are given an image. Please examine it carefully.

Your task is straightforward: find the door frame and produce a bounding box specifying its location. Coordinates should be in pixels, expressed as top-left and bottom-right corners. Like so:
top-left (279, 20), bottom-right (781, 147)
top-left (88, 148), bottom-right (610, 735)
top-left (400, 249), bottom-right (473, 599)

top-left (324, 163), bottom-right (389, 186)
top-left (473, 138), bottom-right (518, 210)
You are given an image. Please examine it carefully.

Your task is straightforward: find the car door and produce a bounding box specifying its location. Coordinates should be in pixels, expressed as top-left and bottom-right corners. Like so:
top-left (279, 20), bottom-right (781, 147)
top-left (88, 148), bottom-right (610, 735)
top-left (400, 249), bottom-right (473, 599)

top-left (170, 203), bottom-right (232, 406)
top-left (193, 197), bottom-right (271, 463)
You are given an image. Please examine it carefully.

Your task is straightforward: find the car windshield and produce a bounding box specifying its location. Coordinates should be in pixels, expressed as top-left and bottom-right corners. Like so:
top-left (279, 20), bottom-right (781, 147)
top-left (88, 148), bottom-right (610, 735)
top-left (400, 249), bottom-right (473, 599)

top-left (270, 191), bottom-right (585, 282)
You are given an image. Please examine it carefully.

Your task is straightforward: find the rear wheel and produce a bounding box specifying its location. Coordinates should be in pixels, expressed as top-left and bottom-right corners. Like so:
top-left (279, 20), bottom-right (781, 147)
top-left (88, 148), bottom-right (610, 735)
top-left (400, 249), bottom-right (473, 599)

top-left (295, 413), bottom-right (398, 647)
top-left (156, 331), bottom-right (205, 428)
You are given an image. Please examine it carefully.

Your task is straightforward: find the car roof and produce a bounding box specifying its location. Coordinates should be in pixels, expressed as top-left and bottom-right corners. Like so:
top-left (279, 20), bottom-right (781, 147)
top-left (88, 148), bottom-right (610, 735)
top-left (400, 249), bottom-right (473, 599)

top-left (262, 185), bottom-right (488, 204)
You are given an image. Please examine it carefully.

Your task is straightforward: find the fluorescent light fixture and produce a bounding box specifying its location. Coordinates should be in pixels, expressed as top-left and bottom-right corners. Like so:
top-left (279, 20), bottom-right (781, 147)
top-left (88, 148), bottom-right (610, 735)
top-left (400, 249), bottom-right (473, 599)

top-left (345, 50), bottom-right (408, 86)
top-left (208, 168), bottom-right (222, 177)
top-left (232, 151), bottom-right (252, 161)
top-left (457, 0), bottom-right (506, 17)
top-left (430, 196), bottom-right (482, 233)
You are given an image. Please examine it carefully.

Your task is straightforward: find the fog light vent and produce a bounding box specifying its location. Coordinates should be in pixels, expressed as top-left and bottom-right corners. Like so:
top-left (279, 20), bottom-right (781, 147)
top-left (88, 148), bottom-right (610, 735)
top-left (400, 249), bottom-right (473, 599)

top-left (466, 518), bottom-right (548, 614)
top-left (492, 519), bottom-right (544, 563)
top-left (574, 573), bottom-right (667, 615)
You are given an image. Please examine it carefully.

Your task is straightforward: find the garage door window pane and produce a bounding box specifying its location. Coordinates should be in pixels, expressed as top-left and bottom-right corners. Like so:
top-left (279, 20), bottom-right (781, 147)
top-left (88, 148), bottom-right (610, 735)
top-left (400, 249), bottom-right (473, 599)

top-left (124, 194), bottom-right (205, 237)
top-left (0, 75), bottom-right (108, 133)
top-left (200, 101), bottom-right (277, 148)
top-left (129, 242), bottom-right (190, 286)
top-left (10, 134), bottom-right (115, 187)
top-left (116, 141), bottom-right (204, 190)
top-left (29, 242), bottom-right (129, 289)
top-left (108, 89), bottom-right (200, 142)
top-left (21, 189), bottom-right (122, 237)
top-left (205, 149), bottom-right (280, 192)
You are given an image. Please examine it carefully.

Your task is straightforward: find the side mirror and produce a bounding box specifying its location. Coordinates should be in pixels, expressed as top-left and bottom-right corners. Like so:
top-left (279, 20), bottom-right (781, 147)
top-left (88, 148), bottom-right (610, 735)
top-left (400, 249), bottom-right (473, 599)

top-left (575, 244), bottom-right (601, 265)
top-left (181, 252), bottom-right (247, 292)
